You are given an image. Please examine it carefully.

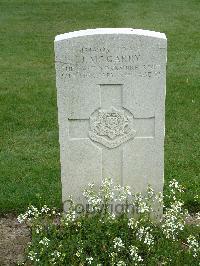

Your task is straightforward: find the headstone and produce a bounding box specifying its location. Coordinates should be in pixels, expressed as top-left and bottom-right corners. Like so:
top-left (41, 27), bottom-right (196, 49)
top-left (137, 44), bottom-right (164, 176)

top-left (54, 28), bottom-right (167, 209)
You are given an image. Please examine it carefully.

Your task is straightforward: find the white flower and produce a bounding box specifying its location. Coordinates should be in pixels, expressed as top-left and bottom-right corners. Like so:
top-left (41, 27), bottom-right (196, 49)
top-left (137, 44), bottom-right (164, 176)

top-left (50, 250), bottom-right (62, 264)
top-left (117, 261), bottom-right (126, 266)
top-left (75, 247), bottom-right (83, 257)
top-left (113, 237), bottom-right (125, 251)
top-left (88, 183), bottom-right (95, 189)
top-left (107, 212), bottom-right (116, 220)
top-left (35, 227), bottom-right (40, 234)
top-left (129, 245), bottom-right (143, 264)
top-left (102, 177), bottom-right (113, 186)
top-left (162, 201), bottom-right (186, 240)
top-left (128, 218), bottom-right (139, 229)
top-left (51, 250), bottom-right (61, 259)
top-left (143, 231), bottom-right (154, 246)
top-left (100, 177), bottom-right (114, 201)
top-left (17, 213), bottom-right (27, 223)
top-left (109, 252), bottom-right (117, 258)
top-left (39, 237), bottom-right (50, 246)
top-left (155, 192), bottom-right (163, 204)
top-left (28, 251), bottom-right (38, 261)
top-left (114, 185), bottom-right (132, 202)
top-left (86, 257), bottom-right (93, 264)
top-left (168, 179), bottom-right (184, 201)
top-left (136, 226), bottom-right (154, 247)
top-left (111, 213), bottom-right (116, 219)
top-left (75, 251), bottom-right (81, 257)
top-left (17, 205), bottom-right (40, 223)
top-left (146, 185), bottom-right (154, 200)
top-left (83, 188), bottom-right (102, 211)
top-left (137, 201), bottom-right (150, 213)
top-left (187, 235), bottom-right (200, 258)
top-left (41, 205), bottom-right (50, 214)
top-left (134, 193), bottom-right (151, 214)
top-left (62, 210), bottom-right (76, 226)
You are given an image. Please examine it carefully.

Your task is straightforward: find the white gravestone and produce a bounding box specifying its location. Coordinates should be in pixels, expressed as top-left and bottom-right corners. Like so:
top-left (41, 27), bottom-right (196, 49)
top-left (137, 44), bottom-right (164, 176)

top-left (54, 28), bottom-right (167, 208)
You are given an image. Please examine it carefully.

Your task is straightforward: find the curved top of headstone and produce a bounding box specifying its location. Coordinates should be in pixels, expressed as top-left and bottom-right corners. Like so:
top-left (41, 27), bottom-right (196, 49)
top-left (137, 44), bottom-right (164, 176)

top-left (55, 28), bottom-right (166, 42)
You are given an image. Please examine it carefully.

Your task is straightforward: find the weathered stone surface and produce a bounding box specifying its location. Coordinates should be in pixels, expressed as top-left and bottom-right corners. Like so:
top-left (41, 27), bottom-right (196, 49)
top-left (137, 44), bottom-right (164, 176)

top-left (54, 28), bottom-right (167, 208)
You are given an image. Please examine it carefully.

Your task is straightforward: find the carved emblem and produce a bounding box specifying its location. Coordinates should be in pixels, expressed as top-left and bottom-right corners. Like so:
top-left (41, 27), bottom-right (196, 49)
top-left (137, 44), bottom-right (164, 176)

top-left (89, 107), bottom-right (136, 148)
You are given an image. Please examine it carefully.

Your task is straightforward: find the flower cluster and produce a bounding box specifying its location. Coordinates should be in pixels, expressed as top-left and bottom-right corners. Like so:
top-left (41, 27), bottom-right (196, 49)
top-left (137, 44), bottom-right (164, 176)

top-left (113, 237), bottom-right (125, 251)
top-left (17, 205), bottom-right (58, 224)
top-left (168, 179), bottom-right (184, 201)
top-left (128, 217), bottom-right (139, 229)
top-left (187, 235), bottom-right (200, 258)
top-left (39, 237), bottom-right (50, 247)
top-left (75, 247), bottom-right (83, 258)
top-left (83, 183), bottom-right (102, 212)
top-left (162, 200), bottom-right (186, 240)
top-left (101, 177), bottom-right (115, 202)
top-left (86, 257), bottom-right (93, 264)
top-left (116, 261), bottom-right (126, 266)
top-left (17, 205), bottom-right (40, 223)
top-left (136, 226), bottom-right (154, 247)
top-left (61, 210), bottom-right (76, 226)
top-left (129, 245), bottom-right (143, 264)
top-left (27, 250), bottom-right (39, 262)
top-left (50, 250), bottom-right (63, 264)
top-left (114, 185), bottom-right (132, 202)
top-left (134, 193), bottom-right (151, 214)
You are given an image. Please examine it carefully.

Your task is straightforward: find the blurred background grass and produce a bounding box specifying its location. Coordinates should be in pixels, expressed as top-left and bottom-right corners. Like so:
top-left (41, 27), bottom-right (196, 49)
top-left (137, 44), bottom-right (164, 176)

top-left (0, 0), bottom-right (199, 214)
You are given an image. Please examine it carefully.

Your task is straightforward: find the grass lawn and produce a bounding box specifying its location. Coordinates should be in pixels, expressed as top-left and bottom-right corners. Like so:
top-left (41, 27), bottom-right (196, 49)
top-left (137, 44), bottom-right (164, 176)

top-left (0, 0), bottom-right (199, 214)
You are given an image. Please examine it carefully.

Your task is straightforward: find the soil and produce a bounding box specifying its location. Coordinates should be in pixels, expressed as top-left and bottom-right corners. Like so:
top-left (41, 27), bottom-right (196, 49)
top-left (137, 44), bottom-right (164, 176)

top-left (0, 215), bottom-right (30, 265)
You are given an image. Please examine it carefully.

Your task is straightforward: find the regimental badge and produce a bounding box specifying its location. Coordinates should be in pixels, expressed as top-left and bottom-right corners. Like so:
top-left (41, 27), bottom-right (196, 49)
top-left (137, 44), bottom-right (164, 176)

top-left (89, 107), bottom-right (136, 148)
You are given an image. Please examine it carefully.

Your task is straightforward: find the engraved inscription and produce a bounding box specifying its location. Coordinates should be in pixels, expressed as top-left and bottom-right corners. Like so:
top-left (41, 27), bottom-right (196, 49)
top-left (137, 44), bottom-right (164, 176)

top-left (56, 45), bottom-right (162, 79)
top-left (59, 62), bottom-right (161, 79)
top-left (89, 107), bottom-right (136, 149)
top-left (79, 53), bottom-right (141, 64)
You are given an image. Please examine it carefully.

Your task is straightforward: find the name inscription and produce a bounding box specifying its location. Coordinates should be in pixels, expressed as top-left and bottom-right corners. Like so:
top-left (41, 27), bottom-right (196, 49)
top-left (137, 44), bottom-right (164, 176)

top-left (57, 46), bottom-right (162, 79)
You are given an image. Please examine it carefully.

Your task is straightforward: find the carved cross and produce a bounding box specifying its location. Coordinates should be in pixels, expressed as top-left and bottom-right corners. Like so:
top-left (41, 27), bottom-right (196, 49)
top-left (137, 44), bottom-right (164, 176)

top-left (68, 84), bottom-right (155, 185)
